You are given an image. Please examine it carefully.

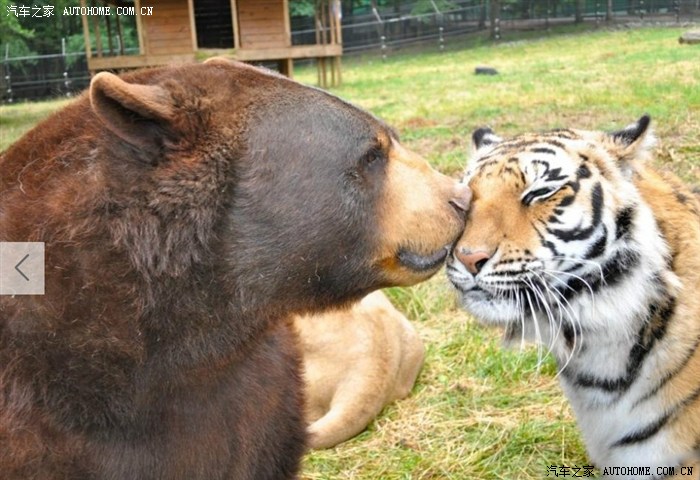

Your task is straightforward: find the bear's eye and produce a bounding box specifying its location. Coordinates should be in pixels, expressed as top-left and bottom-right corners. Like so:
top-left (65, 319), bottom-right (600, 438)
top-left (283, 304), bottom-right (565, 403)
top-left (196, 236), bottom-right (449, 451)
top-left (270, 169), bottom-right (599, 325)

top-left (521, 186), bottom-right (560, 206)
top-left (362, 147), bottom-right (384, 169)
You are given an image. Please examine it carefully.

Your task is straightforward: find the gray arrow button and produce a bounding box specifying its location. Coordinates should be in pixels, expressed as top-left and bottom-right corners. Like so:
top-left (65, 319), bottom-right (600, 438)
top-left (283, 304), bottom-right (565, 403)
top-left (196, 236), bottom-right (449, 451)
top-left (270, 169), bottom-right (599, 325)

top-left (1, 242), bottom-right (45, 295)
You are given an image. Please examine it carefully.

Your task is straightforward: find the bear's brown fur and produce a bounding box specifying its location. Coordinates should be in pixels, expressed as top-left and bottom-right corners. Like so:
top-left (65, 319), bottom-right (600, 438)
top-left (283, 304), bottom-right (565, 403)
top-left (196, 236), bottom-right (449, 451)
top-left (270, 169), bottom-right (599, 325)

top-left (0, 59), bottom-right (469, 479)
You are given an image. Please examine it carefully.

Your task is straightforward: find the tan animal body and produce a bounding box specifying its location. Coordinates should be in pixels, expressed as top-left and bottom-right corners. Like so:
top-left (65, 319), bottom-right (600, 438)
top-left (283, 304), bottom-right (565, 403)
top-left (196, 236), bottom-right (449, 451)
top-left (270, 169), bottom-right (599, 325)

top-left (296, 291), bottom-right (425, 449)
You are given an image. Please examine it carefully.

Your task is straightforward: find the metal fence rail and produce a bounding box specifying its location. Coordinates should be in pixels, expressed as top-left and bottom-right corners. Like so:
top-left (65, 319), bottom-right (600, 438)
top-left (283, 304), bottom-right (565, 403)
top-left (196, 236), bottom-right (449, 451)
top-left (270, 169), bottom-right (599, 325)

top-left (1, 51), bottom-right (91, 103)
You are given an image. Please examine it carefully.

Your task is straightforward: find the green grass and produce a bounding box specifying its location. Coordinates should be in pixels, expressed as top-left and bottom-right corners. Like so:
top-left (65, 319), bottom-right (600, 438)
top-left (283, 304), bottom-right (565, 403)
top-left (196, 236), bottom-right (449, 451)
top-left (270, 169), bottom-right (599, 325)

top-left (0, 98), bottom-right (72, 151)
top-left (297, 26), bottom-right (700, 182)
top-left (2, 25), bottom-right (699, 480)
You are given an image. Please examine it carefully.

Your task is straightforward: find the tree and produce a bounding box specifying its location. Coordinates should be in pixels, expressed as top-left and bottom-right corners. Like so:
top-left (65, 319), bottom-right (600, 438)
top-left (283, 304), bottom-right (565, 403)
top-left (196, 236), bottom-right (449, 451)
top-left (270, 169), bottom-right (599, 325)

top-left (0, 0), bottom-right (35, 57)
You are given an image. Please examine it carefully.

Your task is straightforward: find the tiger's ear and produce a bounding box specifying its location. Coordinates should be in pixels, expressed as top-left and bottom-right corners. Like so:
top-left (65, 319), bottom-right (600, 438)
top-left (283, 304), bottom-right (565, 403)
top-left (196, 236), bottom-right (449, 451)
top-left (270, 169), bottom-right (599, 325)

top-left (608, 115), bottom-right (655, 162)
top-left (90, 72), bottom-right (177, 153)
top-left (471, 127), bottom-right (502, 153)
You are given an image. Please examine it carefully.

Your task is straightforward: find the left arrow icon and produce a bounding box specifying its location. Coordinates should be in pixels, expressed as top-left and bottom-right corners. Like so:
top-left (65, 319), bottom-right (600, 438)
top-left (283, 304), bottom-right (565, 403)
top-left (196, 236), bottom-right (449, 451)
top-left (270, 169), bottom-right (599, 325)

top-left (15, 254), bottom-right (30, 281)
top-left (1, 242), bottom-right (44, 295)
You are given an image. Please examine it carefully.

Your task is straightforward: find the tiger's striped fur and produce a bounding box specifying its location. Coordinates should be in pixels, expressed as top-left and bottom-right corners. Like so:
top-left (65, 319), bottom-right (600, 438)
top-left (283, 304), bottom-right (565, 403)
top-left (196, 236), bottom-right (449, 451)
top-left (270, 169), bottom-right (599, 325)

top-left (446, 116), bottom-right (700, 479)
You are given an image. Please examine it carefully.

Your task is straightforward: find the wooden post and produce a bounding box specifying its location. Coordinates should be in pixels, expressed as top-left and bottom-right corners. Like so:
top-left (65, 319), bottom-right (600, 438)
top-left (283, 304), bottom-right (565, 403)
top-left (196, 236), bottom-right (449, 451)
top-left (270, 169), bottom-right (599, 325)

top-left (231, 0), bottom-right (240, 49)
top-left (135, 0), bottom-right (146, 55)
top-left (188, 0), bottom-right (198, 50)
top-left (279, 58), bottom-right (293, 78)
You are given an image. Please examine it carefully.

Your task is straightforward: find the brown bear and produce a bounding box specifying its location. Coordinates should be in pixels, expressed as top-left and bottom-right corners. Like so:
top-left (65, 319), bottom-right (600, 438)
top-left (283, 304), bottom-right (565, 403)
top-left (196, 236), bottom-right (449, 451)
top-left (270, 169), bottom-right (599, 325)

top-left (0, 59), bottom-right (469, 480)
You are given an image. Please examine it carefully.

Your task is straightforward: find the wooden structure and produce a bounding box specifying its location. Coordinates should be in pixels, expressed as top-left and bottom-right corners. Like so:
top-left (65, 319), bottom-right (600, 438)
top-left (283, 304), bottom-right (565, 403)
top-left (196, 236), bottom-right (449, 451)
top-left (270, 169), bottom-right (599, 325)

top-left (80, 0), bottom-right (342, 87)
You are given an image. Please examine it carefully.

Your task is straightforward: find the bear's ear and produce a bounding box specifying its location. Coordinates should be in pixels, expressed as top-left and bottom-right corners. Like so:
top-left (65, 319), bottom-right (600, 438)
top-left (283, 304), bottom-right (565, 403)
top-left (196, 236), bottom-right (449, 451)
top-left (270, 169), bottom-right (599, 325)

top-left (90, 72), bottom-right (176, 152)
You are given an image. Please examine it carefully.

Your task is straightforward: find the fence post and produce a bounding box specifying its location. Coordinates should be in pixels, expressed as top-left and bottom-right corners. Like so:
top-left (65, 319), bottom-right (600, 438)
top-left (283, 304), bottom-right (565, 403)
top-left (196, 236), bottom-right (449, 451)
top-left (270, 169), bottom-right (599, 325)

top-left (490, 0), bottom-right (502, 41)
top-left (372, 7), bottom-right (387, 61)
top-left (3, 44), bottom-right (12, 104)
top-left (61, 37), bottom-right (72, 97)
top-left (673, 0), bottom-right (679, 22)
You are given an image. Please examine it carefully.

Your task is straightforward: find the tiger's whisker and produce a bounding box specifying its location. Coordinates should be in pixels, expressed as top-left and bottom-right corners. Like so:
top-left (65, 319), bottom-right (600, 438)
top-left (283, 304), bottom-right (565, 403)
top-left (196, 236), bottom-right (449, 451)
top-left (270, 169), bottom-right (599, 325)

top-left (525, 272), bottom-right (561, 366)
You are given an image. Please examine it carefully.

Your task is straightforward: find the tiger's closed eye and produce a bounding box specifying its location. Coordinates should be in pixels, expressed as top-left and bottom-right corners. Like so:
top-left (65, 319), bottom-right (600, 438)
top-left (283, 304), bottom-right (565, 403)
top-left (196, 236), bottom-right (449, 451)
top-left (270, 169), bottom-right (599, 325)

top-left (521, 186), bottom-right (560, 206)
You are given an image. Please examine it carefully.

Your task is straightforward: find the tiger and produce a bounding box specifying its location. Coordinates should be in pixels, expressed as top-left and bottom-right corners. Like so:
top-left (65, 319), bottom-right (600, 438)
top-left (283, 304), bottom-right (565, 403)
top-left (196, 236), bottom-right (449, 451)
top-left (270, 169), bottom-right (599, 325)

top-left (446, 116), bottom-right (700, 479)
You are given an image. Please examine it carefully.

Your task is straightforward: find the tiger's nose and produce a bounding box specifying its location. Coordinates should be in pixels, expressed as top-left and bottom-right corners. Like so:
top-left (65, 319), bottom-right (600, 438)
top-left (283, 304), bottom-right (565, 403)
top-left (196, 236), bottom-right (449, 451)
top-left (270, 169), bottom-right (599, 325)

top-left (455, 249), bottom-right (491, 275)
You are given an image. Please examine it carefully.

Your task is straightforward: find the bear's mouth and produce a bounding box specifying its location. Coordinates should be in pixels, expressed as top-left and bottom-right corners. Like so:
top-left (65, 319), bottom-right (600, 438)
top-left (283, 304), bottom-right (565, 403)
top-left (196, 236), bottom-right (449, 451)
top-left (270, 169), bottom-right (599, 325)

top-left (397, 246), bottom-right (450, 272)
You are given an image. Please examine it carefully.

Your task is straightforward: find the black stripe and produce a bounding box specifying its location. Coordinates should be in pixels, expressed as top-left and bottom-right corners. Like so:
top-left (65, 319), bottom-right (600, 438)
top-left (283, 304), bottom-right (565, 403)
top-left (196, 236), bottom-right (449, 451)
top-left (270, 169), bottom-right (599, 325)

top-left (547, 139), bottom-right (567, 150)
top-left (624, 296), bottom-right (676, 383)
top-left (576, 163), bottom-right (592, 179)
top-left (570, 292), bottom-right (675, 394)
top-left (615, 206), bottom-right (636, 240)
top-left (534, 222), bottom-right (561, 256)
top-left (531, 147), bottom-right (556, 155)
top-left (555, 248), bottom-right (641, 301)
top-left (634, 335), bottom-right (700, 406)
top-left (595, 248), bottom-right (640, 289)
top-left (557, 195), bottom-right (576, 208)
top-left (545, 167), bottom-right (567, 182)
top-left (572, 371), bottom-right (630, 392)
top-left (502, 165), bottom-right (519, 178)
top-left (549, 129), bottom-right (578, 139)
top-left (583, 226), bottom-right (608, 260)
top-left (490, 268), bottom-right (528, 277)
top-left (613, 411), bottom-right (672, 446)
top-left (555, 179), bottom-right (582, 208)
top-left (615, 384), bottom-right (700, 447)
top-left (476, 158), bottom-right (499, 169)
top-left (548, 183), bottom-right (604, 242)
top-left (686, 385), bottom-right (700, 408)
top-left (675, 190), bottom-right (689, 205)
top-left (561, 323), bottom-right (584, 350)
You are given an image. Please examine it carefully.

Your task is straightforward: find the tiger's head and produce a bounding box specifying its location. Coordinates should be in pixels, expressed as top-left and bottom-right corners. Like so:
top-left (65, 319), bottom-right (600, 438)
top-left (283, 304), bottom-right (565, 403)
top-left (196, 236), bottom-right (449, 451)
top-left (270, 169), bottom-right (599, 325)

top-left (446, 116), bottom-right (671, 345)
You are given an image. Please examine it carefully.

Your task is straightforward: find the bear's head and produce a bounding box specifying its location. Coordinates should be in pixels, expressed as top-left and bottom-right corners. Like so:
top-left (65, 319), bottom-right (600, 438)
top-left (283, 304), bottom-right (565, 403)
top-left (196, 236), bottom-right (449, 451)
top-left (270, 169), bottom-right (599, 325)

top-left (86, 59), bottom-right (469, 313)
top-left (3, 59), bottom-right (467, 318)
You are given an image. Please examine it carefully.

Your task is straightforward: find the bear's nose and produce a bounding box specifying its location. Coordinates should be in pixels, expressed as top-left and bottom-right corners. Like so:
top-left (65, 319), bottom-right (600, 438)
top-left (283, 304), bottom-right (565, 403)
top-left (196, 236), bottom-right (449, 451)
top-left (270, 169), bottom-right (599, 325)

top-left (449, 183), bottom-right (472, 215)
top-left (455, 249), bottom-right (491, 275)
